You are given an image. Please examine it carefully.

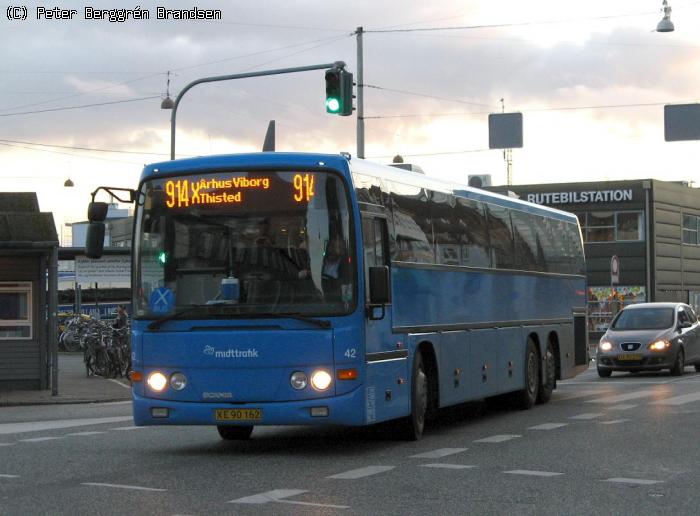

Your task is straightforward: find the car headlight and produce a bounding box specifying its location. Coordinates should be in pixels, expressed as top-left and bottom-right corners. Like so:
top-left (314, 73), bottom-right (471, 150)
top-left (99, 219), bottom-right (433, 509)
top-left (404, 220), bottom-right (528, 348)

top-left (649, 340), bottom-right (671, 351)
top-left (310, 370), bottom-right (332, 391)
top-left (146, 371), bottom-right (168, 392)
top-left (599, 341), bottom-right (613, 352)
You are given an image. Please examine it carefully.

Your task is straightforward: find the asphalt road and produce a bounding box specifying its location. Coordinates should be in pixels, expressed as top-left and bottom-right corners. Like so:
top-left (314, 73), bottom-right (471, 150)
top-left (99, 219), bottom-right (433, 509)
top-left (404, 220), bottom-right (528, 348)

top-left (2, 365), bottom-right (700, 515)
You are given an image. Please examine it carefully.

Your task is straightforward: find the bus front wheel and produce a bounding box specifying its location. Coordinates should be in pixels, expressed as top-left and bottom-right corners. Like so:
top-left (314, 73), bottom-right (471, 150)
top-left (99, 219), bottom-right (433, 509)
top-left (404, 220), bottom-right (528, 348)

top-left (397, 352), bottom-right (428, 441)
top-left (217, 425), bottom-right (254, 440)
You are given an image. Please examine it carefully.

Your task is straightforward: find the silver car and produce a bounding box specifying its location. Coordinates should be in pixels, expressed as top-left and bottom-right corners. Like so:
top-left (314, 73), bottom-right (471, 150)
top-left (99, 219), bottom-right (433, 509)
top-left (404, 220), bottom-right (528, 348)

top-left (596, 302), bottom-right (700, 377)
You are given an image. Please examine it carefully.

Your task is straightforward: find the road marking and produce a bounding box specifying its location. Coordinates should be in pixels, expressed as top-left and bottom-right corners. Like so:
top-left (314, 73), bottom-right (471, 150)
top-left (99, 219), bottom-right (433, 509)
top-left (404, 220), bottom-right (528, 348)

top-left (229, 489), bottom-right (349, 509)
top-left (605, 478), bottom-right (664, 485)
top-left (651, 391), bottom-right (700, 405)
top-left (0, 416), bottom-right (132, 435)
top-left (552, 390), bottom-right (602, 401)
top-left (108, 379), bottom-right (131, 390)
top-left (327, 466), bottom-right (395, 479)
top-left (111, 426), bottom-right (144, 431)
top-left (586, 390), bottom-right (656, 404)
top-left (600, 419), bottom-right (629, 425)
top-left (608, 404), bottom-right (637, 410)
top-left (19, 437), bottom-right (63, 443)
top-left (410, 448), bottom-right (467, 459)
top-left (66, 431), bottom-right (105, 436)
top-left (421, 464), bottom-right (476, 470)
top-left (0, 474), bottom-right (20, 478)
top-left (528, 423), bottom-right (568, 430)
top-left (81, 482), bottom-right (166, 492)
top-left (0, 443), bottom-right (15, 447)
top-left (504, 470), bottom-right (563, 477)
top-left (474, 434), bottom-right (521, 443)
top-left (568, 413), bottom-right (604, 420)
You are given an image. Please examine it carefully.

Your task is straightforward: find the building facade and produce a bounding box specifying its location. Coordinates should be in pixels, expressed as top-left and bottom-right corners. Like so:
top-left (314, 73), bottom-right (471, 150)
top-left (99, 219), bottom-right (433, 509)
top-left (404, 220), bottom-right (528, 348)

top-left (488, 179), bottom-right (700, 342)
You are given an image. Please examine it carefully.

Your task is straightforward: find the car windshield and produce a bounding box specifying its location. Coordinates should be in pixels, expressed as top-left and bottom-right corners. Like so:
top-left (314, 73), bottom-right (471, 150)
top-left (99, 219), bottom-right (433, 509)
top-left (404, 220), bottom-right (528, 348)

top-left (132, 169), bottom-right (355, 318)
top-left (611, 307), bottom-right (675, 330)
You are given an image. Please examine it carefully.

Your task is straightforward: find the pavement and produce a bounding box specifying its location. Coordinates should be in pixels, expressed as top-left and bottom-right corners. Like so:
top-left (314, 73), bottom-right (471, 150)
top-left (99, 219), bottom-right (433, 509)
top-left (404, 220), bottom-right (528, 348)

top-left (0, 353), bottom-right (132, 407)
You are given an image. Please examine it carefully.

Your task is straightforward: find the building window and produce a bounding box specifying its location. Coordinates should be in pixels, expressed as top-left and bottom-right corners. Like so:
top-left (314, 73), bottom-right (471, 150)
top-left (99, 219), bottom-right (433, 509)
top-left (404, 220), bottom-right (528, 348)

top-left (0, 282), bottom-right (32, 339)
top-left (577, 211), bottom-right (644, 242)
top-left (683, 214), bottom-right (699, 245)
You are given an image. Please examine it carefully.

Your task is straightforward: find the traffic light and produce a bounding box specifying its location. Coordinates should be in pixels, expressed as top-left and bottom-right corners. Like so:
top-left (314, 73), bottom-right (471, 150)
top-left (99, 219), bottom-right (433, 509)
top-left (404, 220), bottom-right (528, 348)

top-left (325, 67), bottom-right (353, 116)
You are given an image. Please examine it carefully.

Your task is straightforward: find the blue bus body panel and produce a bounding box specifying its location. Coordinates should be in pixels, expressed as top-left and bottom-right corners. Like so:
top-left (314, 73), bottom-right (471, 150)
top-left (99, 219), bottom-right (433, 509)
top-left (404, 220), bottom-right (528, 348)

top-left (391, 267), bottom-right (585, 329)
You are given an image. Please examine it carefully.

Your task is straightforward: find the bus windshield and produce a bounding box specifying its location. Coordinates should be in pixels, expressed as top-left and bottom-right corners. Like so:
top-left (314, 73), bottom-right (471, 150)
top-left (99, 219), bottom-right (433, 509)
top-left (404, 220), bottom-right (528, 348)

top-left (133, 170), bottom-right (355, 318)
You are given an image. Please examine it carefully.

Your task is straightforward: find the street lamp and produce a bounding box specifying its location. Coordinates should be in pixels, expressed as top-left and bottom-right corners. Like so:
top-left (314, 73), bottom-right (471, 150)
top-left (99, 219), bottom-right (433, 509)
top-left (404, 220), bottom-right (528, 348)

top-left (656, 0), bottom-right (674, 32)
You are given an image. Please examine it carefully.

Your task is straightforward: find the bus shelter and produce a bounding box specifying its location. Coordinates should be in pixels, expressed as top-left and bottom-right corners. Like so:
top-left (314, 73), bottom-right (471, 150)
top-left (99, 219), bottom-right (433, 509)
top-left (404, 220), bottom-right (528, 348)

top-left (0, 193), bottom-right (59, 391)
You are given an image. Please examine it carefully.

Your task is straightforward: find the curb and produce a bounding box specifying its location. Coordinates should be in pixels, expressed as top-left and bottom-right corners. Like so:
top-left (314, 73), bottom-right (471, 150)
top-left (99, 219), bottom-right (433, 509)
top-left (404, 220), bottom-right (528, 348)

top-left (0, 396), bottom-right (131, 407)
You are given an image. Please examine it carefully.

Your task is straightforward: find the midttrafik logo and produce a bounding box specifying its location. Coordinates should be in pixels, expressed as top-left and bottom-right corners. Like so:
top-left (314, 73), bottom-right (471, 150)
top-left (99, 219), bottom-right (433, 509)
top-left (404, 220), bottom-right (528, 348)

top-left (203, 345), bottom-right (259, 358)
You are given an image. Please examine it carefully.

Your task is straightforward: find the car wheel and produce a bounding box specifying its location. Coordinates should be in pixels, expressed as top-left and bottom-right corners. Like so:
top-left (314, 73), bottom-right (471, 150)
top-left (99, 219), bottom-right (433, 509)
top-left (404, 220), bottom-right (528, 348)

top-left (217, 425), bottom-right (253, 440)
top-left (397, 352), bottom-right (428, 441)
top-left (536, 341), bottom-right (556, 405)
top-left (670, 348), bottom-right (685, 376)
top-left (597, 367), bottom-right (612, 378)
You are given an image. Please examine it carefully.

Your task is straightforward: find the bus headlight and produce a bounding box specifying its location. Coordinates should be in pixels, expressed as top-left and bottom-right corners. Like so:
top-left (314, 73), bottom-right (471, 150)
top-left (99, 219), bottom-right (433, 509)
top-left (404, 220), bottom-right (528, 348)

top-left (170, 372), bottom-right (187, 391)
top-left (290, 371), bottom-right (308, 390)
top-left (310, 370), bottom-right (332, 391)
top-left (147, 372), bottom-right (168, 392)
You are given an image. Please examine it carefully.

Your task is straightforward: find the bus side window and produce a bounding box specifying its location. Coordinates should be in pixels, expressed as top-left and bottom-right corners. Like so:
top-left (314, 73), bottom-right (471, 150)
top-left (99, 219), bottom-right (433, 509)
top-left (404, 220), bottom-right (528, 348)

top-left (362, 216), bottom-right (389, 299)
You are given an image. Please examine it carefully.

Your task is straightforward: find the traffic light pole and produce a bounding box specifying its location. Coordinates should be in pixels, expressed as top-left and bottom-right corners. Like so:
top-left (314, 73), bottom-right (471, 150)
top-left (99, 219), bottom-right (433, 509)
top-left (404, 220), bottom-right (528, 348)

top-left (356, 26), bottom-right (365, 159)
top-left (169, 61), bottom-right (346, 160)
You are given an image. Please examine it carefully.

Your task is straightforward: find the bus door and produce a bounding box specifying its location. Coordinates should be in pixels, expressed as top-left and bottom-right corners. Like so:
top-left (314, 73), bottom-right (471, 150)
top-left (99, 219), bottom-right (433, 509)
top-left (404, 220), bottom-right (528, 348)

top-left (362, 213), bottom-right (408, 423)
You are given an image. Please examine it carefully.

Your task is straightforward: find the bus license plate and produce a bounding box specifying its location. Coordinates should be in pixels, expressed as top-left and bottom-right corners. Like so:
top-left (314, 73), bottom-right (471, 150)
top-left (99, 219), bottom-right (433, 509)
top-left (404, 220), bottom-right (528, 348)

top-left (617, 353), bottom-right (642, 361)
top-left (214, 408), bottom-right (262, 421)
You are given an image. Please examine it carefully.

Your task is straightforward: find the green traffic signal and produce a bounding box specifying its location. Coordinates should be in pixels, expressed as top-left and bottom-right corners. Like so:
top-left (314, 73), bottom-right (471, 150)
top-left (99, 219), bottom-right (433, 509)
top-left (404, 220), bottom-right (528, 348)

top-left (325, 67), bottom-right (353, 116)
top-left (326, 97), bottom-right (341, 113)
top-left (158, 251), bottom-right (167, 265)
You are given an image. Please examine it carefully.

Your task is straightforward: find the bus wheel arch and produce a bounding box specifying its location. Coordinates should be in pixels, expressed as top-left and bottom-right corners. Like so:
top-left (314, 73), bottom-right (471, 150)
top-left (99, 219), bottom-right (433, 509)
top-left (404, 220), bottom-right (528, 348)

top-left (417, 342), bottom-right (439, 420)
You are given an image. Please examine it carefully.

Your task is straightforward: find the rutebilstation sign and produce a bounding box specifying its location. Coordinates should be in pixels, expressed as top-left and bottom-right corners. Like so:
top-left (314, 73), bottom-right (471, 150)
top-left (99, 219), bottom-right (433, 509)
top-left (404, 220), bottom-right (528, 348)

top-left (526, 189), bottom-right (633, 205)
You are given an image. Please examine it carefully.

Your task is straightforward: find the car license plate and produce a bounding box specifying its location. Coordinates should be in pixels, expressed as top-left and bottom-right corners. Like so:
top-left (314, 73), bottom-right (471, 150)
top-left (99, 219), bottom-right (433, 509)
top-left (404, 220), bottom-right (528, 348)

top-left (214, 408), bottom-right (262, 421)
top-left (617, 353), bottom-right (642, 361)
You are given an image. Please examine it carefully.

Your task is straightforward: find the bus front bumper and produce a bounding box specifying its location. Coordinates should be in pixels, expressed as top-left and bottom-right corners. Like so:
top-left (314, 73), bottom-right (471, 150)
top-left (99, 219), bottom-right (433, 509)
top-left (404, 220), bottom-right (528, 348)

top-left (132, 386), bottom-right (366, 427)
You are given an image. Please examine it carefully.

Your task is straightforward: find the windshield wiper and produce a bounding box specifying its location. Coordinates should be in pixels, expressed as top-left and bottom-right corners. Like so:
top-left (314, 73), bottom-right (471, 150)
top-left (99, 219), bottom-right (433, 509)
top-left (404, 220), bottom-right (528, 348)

top-left (147, 305), bottom-right (206, 331)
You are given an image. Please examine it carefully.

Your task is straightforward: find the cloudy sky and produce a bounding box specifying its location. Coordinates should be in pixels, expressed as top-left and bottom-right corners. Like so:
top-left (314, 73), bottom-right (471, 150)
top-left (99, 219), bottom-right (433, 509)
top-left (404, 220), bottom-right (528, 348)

top-left (2, 0), bottom-right (700, 240)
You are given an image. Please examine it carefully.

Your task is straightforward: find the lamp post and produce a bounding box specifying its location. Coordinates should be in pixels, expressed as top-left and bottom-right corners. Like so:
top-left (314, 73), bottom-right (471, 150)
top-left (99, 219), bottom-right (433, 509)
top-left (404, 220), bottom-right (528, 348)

top-left (161, 62), bottom-right (346, 160)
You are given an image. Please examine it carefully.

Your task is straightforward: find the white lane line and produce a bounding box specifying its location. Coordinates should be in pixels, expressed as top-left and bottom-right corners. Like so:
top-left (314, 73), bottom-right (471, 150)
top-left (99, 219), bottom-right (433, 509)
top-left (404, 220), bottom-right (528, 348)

top-left (327, 466), bottom-right (395, 479)
top-left (474, 435), bottom-right (521, 443)
top-left (504, 470), bottom-right (563, 477)
top-left (421, 464), bottom-right (476, 470)
top-left (0, 474), bottom-right (20, 478)
top-left (586, 390), bottom-right (656, 404)
top-left (108, 379), bottom-right (131, 390)
top-left (66, 431), bottom-right (106, 436)
top-left (111, 426), bottom-right (144, 431)
top-left (605, 478), bottom-right (664, 485)
top-left (0, 416), bottom-right (132, 435)
top-left (651, 391), bottom-right (700, 406)
top-left (600, 419), bottom-right (629, 425)
top-left (277, 500), bottom-right (349, 509)
top-left (528, 423), bottom-right (568, 430)
top-left (230, 489), bottom-right (307, 504)
top-left (0, 443), bottom-right (16, 447)
top-left (608, 404), bottom-right (637, 411)
top-left (19, 437), bottom-right (63, 443)
top-left (410, 448), bottom-right (467, 459)
top-left (81, 482), bottom-right (166, 492)
top-left (569, 413), bottom-right (604, 420)
top-left (552, 390), bottom-right (602, 401)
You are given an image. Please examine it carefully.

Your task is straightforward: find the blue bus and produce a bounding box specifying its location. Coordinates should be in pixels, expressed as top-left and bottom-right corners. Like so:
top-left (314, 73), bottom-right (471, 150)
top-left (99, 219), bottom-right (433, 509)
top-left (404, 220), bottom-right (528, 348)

top-left (86, 152), bottom-right (588, 440)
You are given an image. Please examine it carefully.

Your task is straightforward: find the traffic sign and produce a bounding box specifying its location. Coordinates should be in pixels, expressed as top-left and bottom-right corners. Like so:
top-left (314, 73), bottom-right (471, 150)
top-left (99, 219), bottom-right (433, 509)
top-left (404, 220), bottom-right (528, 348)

top-left (610, 255), bottom-right (620, 285)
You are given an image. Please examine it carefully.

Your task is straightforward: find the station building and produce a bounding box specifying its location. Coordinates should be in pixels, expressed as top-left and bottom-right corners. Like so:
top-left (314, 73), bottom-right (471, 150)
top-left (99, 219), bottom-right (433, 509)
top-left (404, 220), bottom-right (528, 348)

top-left (487, 179), bottom-right (700, 342)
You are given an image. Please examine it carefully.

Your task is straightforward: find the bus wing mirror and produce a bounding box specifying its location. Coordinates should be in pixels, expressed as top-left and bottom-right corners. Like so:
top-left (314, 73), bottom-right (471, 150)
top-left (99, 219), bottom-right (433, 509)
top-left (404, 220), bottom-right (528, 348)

top-left (369, 266), bottom-right (391, 305)
top-left (88, 201), bottom-right (109, 222)
top-left (85, 222), bottom-right (105, 259)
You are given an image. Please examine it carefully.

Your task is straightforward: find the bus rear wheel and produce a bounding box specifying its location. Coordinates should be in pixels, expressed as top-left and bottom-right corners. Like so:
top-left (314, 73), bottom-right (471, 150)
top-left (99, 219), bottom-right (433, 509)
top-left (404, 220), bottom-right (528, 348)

top-left (217, 425), bottom-right (254, 440)
top-left (512, 338), bottom-right (539, 410)
top-left (536, 341), bottom-right (556, 405)
top-left (397, 352), bottom-right (428, 441)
